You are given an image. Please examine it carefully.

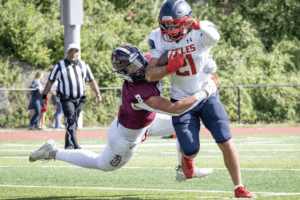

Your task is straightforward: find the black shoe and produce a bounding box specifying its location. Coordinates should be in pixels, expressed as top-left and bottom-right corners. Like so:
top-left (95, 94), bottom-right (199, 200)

top-left (65, 146), bottom-right (74, 150)
top-left (162, 135), bottom-right (177, 139)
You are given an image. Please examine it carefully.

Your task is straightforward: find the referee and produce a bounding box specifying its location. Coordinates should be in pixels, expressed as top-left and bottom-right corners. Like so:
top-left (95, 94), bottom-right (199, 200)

top-left (41, 43), bottom-right (102, 149)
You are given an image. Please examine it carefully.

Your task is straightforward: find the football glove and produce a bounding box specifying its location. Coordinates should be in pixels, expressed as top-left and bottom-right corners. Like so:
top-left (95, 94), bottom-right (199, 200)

top-left (178, 16), bottom-right (201, 30)
top-left (165, 50), bottom-right (185, 73)
top-left (202, 79), bottom-right (217, 97)
top-left (202, 55), bottom-right (217, 74)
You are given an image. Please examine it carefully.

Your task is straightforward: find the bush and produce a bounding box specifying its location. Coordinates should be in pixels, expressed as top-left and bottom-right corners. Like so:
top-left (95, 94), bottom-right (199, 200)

top-left (0, 0), bottom-right (299, 127)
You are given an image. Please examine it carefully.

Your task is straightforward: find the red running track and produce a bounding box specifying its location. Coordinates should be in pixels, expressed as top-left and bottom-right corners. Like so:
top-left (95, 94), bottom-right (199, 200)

top-left (0, 126), bottom-right (299, 141)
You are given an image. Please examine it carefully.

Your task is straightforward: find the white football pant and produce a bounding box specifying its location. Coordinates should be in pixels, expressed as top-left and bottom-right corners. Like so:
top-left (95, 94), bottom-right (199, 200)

top-left (55, 113), bottom-right (181, 171)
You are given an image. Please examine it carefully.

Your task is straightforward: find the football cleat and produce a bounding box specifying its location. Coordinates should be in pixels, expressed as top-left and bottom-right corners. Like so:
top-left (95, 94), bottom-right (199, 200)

top-left (181, 155), bottom-right (195, 178)
top-left (175, 165), bottom-right (213, 182)
top-left (235, 186), bottom-right (257, 198)
top-left (29, 139), bottom-right (58, 163)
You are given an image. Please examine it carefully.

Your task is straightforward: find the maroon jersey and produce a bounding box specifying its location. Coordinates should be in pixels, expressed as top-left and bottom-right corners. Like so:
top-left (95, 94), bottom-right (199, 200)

top-left (118, 80), bottom-right (162, 129)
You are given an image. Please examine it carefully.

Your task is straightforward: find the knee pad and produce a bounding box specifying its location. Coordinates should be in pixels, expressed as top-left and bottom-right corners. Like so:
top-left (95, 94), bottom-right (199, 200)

top-left (208, 119), bottom-right (232, 143)
top-left (182, 146), bottom-right (200, 157)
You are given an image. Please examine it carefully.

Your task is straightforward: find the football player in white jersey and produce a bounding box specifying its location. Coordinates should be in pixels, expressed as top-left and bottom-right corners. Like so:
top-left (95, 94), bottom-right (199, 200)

top-left (29, 45), bottom-right (217, 183)
top-left (145, 0), bottom-right (256, 198)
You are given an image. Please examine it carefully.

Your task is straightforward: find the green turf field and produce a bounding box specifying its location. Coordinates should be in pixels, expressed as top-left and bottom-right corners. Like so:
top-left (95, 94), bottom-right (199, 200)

top-left (1, 134), bottom-right (300, 199)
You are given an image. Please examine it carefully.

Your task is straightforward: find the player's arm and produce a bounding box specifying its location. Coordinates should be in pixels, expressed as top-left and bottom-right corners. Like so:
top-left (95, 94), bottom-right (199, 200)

top-left (178, 17), bottom-right (220, 46)
top-left (145, 57), bottom-right (169, 82)
top-left (146, 50), bottom-right (184, 82)
top-left (134, 79), bottom-right (216, 116)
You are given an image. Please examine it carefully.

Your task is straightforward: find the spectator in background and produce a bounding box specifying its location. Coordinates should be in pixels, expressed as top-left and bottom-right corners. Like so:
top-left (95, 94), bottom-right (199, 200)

top-left (37, 95), bottom-right (49, 130)
top-left (49, 80), bottom-right (64, 129)
top-left (28, 71), bottom-right (44, 130)
top-left (27, 93), bottom-right (35, 121)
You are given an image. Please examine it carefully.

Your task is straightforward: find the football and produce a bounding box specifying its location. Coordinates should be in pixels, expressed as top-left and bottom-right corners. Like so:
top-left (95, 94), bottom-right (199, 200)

top-left (157, 50), bottom-right (177, 66)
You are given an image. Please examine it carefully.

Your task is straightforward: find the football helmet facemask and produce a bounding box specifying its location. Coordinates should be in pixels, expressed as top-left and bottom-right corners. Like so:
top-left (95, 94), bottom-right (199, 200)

top-left (158, 0), bottom-right (193, 42)
top-left (110, 45), bottom-right (148, 83)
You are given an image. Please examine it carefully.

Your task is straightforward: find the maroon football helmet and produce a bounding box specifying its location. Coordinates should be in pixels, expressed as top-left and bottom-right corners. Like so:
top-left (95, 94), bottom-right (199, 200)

top-left (110, 45), bottom-right (148, 82)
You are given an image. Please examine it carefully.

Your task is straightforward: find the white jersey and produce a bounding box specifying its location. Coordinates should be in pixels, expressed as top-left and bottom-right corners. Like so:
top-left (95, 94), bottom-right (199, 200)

top-left (149, 21), bottom-right (219, 100)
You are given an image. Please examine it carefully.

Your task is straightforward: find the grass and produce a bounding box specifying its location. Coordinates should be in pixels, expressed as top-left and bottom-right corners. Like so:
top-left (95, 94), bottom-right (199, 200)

top-left (0, 134), bottom-right (300, 199)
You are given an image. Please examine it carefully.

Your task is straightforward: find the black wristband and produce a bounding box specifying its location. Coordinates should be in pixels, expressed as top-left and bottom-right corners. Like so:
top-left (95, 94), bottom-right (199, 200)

top-left (42, 94), bottom-right (47, 99)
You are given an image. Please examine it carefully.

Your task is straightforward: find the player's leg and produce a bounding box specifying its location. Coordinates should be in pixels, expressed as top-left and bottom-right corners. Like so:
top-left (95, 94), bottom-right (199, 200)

top-left (172, 109), bottom-right (201, 178)
top-left (200, 91), bottom-right (256, 198)
top-left (29, 117), bottom-right (142, 171)
top-left (148, 113), bottom-right (174, 137)
top-left (148, 113), bottom-right (212, 181)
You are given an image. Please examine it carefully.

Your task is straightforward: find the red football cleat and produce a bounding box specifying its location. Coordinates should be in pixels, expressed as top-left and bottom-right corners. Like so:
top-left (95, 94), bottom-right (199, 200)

top-left (181, 155), bottom-right (194, 179)
top-left (235, 186), bottom-right (257, 198)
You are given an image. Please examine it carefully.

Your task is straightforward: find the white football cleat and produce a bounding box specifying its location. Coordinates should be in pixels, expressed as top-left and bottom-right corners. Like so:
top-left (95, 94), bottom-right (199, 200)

top-left (29, 139), bottom-right (58, 163)
top-left (175, 165), bottom-right (213, 182)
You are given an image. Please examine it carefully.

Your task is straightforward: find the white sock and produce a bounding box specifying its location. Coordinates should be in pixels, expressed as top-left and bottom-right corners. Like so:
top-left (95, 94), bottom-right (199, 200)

top-left (176, 139), bottom-right (181, 166)
top-left (234, 184), bottom-right (244, 190)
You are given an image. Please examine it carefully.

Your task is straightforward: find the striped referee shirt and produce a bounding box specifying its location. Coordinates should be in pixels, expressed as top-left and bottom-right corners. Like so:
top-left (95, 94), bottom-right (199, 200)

top-left (48, 58), bottom-right (94, 99)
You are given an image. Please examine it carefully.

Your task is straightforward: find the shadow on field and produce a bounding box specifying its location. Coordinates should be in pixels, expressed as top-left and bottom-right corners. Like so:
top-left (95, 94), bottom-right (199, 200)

top-left (7, 195), bottom-right (169, 200)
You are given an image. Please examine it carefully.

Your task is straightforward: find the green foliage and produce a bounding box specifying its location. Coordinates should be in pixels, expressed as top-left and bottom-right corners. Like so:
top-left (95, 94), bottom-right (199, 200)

top-left (0, 58), bottom-right (23, 88)
top-left (0, 1), bottom-right (53, 67)
top-left (83, 89), bottom-right (121, 127)
top-left (0, 0), bottom-right (299, 127)
top-left (208, 0), bottom-right (300, 51)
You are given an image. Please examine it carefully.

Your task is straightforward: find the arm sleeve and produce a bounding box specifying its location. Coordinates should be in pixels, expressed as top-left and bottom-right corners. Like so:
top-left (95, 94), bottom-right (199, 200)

top-left (134, 91), bottom-right (207, 116)
top-left (197, 21), bottom-right (220, 47)
top-left (85, 64), bottom-right (95, 82)
top-left (48, 63), bottom-right (60, 82)
top-left (148, 30), bottom-right (165, 58)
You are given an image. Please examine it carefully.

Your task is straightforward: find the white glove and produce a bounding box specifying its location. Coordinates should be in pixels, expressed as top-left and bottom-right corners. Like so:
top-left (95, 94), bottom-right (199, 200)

top-left (202, 79), bottom-right (217, 97)
top-left (202, 54), bottom-right (217, 74)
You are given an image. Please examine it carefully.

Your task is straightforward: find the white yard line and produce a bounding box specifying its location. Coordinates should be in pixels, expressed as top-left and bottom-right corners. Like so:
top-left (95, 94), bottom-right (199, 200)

top-left (1, 143), bottom-right (300, 147)
top-left (0, 185), bottom-right (299, 196)
top-left (1, 149), bottom-right (300, 152)
top-left (1, 155), bottom-right (299, 158)
top-left (0, 165), bottom-right (299, 171)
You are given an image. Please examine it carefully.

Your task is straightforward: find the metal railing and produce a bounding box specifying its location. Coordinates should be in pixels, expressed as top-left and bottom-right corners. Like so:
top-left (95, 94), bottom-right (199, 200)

top-left (1, 84), bottom-right (300, 126)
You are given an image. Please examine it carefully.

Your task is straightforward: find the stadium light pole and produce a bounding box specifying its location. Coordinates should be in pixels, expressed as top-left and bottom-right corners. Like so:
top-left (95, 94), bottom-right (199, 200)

top-left (61, 0), bottom-right (84, 129)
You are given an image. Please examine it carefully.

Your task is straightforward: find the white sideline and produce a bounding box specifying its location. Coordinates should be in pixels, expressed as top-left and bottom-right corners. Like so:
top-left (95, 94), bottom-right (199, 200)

top-left (0, 185), bottom-right (299, 196)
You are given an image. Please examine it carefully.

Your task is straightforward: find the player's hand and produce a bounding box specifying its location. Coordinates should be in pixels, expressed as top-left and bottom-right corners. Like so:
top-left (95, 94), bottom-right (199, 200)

top-left (202, 55), bottom-right (217, 74)
top-left (165, 50), bottom-right (185, 73)
top-left (202, 79), bottom-right (217, 97)
top-left (178, 16), bottom-right (201, 30)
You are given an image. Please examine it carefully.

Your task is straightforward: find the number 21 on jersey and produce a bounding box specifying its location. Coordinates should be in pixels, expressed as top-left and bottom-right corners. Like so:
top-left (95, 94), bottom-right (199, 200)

top-left (176, 54), bottom-right (197, 76)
